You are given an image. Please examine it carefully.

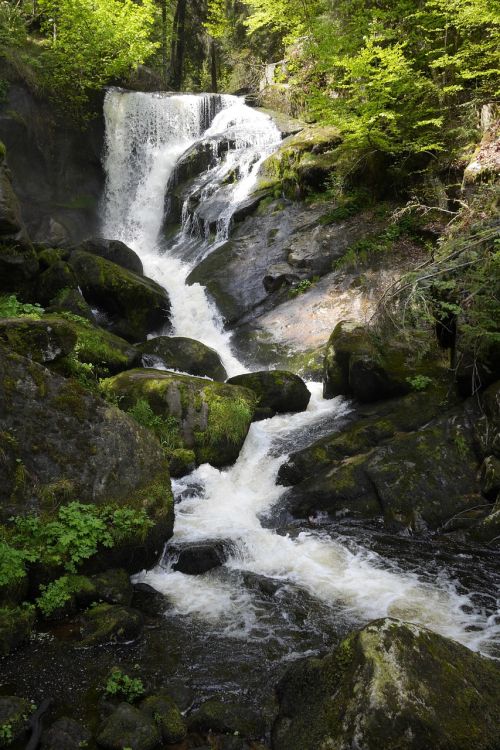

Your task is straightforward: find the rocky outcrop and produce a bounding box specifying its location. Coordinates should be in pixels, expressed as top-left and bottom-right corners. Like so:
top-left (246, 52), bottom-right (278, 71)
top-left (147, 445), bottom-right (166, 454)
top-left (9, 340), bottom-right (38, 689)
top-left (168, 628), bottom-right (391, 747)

top-left (139, 335), bottom-right (227, 381)
top-left (76, 238), bottom-right (144, 276)
top-left (0, 317), bottom-right (76, 365)
top-left (227, 370), bottom-right (310, 416)
top-left (0, 345), bottom-right (173, 570)
top-left (272, 618), bottom-right (500, 750)
top-left (100, 368), bottom-right (256, 468)
top-left (68, 250), bottom-right (171, 342)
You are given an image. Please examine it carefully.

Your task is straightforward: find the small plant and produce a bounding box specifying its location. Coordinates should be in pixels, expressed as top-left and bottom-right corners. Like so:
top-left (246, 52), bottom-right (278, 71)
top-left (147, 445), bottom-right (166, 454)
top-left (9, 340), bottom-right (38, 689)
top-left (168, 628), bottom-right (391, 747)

top-left (0, 295), bottom-right (44, 319)
top-left (126, 399), bottom-right (182, 451)
top-left (37, 575), bottom-right (76, 616)
top-left (288, 276), bottom-right (320, 299)
top-left (104, 668), bottom-right (145, 703)
top-left (204, 394), bottom-right (252, 447)
top-left (0, 540), bottom-right (27, 589)
top-left (406, 375), bottom-right (433, 391)
top-left (0, 722), bottom-right (13, 744)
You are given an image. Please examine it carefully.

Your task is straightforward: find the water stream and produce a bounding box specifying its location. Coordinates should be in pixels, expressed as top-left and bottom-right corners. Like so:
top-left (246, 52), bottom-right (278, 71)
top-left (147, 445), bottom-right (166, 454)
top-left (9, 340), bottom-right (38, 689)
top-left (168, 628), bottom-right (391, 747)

top-left (101, 88), bottom-right (500, 672)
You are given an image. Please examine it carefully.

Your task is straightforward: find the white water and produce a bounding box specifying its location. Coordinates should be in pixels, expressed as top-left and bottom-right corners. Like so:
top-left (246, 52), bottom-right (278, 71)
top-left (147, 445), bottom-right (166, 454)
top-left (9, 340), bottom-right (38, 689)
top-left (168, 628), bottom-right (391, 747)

top-left (102, 89), bottom-right (499, 657)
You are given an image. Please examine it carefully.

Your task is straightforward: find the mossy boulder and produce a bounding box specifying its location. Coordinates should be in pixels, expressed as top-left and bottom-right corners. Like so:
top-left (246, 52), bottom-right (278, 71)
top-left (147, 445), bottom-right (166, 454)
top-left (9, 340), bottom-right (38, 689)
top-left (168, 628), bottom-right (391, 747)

top-left (0, 157), bottom-right (23, 237)
top-left (168, 448), bottom-right (196, 478)
top-left (35, 261), bottom-right (79, 306)
top-left (41, 717), bottom-right (92, 750)
top-left (0, 604), bottom-right (35, 656)
top-left (0, 239), bottom-right (39, 295)
top-left (0, 696), bottom-right (31, 748)
top-left (96, 703), bottom-right (161, 750)
top-left (91, 568), bottom-right (133, 607)
top-left (100, 369), bottom-right (256, 468)
top-left (323, 320), bottom-right (443, 403)
top-left (46, 287), bottom-right (96, 322)
top-left (139, 335), bottom-right (227, 381)
top-left (187, 698), bottom-right (265, 739)
top-left (226, 370), bottom-right (310, 416)
top-left (0, 346), bottom-right (173, 572)
top-left (44, 314), bottom-right (141, 377)
top-left (68, 250), bottom-right (170, 342)
top-left (77, 238), bottom-right (144, 275)
top-left (0, 317), bottom-right (77, 364)
top-left (140, 694), bottom-right (187, 744)
top-left (79, 604), bottom-right (143, 646)
top-left (272, 618), bottom-right (500, 750)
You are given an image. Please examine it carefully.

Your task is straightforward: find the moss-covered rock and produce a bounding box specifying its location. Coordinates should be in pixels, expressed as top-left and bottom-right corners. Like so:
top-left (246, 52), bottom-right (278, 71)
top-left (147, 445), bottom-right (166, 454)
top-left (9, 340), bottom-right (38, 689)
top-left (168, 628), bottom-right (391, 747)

top-left (41, 716), bottom-right (92, 750)
top-left (187, 698), bottom-right (265, 739)
top-left (79, 604), bottom-right (143, 646)
top-left (272, 618), bottom-right (500, 750)
top-left (91, 568), bottom-right (133, 607)
top-left (139, 335), bottom-right (227, 381)
top-left (323, 320), bottom-right (444, 403)
top-left (101, 369), bottom-right (256, 468)
top-left (167, 448), bottom-right (196, 478)
top-left (0, 157), bottom-right (23, 237)
top-left (44, 314), bottom-right (140, 377)
top-left (45, 287), bottom-right (95, 322)
top-left (227, 370), bottom-right (310, 415)
top-left (0, 696), bottom-right (31, 748)
top-left (0, 239), bottom-right (39, 295)
top-left (77, 238), bottom-right (144, 275)
top-left (140, 694), bottom-right (187, 744)
top-left (0, 604), bottom-right (35, 656)
top-left (68, 250), bottom-right (170, 342)
top-left (35, 261), bottom-right (79, 306)
top-left (0, 345), bottom-right (173, 572)
top-left (0, 317), bottom-right (76, 364)
top-left (96, 703), bottom-right (161, 750)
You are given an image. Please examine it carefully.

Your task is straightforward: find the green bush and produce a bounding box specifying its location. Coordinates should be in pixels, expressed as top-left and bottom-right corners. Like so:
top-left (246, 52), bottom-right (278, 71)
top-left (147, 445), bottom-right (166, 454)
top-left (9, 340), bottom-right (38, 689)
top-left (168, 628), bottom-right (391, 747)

top-left (104, 667), bottom-right (145, 703)
top-left (127, 398), bottom-right (182, 452)
top-left (0, 295), bottom-right (44, 319)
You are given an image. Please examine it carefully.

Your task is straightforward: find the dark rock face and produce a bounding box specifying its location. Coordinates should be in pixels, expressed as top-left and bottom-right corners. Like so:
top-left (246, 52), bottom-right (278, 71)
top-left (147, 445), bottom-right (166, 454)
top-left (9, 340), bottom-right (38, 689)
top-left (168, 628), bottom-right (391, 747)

top-left (167, 540), bottom-right (231, 575)
top-left (227, 370), bottom-right (310, 415)
top-left (0, 346), bottom-right (173, 571)
top-left (0, 80), bottom-right (104, 244)
top-left (272, 618), bottom-right (500, 750)
top-left (140, 335), bottom-right (227, 381)
top-left (91, 568), bottom-right (133, 607)
top-left (0, 151), bottom-right (24, 237)
top-left (187, 698), bottom-right (266, 739)
top-left (0, 605), bottom-right (35, 656)
top-left (69, 250), bottom-right (171, 342)
top-left (77, 238), bottom-right (144, 275)
top-left (96, 703), bottom-right (161, 750)
top-left (46, 287), bottom-right (96, 322)
top-left (140, 694), bottom-right (187, 744)
top-left (79, 604), bottom-right (144, 646)
top-left (0, 696), bottom-right (31, 747)
top-left (41, 717), bottom-right (92, 750)
top-left (0, 238), bottom-right (39, 296)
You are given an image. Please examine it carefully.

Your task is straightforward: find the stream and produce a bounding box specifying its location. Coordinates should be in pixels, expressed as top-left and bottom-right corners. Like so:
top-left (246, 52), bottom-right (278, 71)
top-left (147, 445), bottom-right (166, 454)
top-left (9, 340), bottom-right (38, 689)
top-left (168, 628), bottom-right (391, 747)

top-left (99, 88), bottom-right (499, 698)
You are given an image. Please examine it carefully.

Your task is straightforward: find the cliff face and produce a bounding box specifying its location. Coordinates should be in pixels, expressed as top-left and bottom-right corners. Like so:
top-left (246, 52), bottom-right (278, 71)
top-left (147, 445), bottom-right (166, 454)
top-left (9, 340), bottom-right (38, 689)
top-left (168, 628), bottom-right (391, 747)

top-left (0, 78), bottom-right (105, 245)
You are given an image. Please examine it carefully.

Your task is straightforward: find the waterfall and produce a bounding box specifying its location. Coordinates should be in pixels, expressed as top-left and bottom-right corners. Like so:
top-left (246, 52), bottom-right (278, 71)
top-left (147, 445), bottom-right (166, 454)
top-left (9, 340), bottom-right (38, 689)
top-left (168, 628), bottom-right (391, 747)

top-left (101, 88), bottom-right (499, 658)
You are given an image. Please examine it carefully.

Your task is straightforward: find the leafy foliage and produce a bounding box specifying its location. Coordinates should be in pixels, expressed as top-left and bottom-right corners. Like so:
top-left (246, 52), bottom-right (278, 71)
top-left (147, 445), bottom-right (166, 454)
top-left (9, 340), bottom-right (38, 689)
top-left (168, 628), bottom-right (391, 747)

top-left (126, 398), bottom-right (182, 451)
top-left (104, 667), bottom-right (145, 702)
top-left (0, 295), bottom-right (44, 319)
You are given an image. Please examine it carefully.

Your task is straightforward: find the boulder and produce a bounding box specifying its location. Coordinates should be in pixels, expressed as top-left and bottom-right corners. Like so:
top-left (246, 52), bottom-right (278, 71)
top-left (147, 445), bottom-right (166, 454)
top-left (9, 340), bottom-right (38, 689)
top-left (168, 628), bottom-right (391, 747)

top-left (46, 287), bottom-right (96, 322)
top-left (140, 694), bottom-right (187, 744)
top-left (167, 539), bottom-right (230, 575)
top-left (323, 320), bottom-right (442, 402)
top-left (187, 698), bottom-right (265, 739)
top-left (35, 261), bottom-right (79, 305)
top-left (96, 703), bottom-right (161, 750)
top-left (262, 262), bottom-right (300, 292)
top-left (79, 604), bottom-right (143, 646)
top-left (41, 717), bottom-right (92, 750)
top-left (0, 604), bottom-right (35, 656)
top-left (91, 568), bottom-right (133, 607)
top-left (0, 238), bottom-right (39, 295)
top-left (227, 370), bottom-right (310, 415)
top-left (77, 238), bottom-right (144, 276)
top-left (0, 696), bottom-right (31, 748)
top-left (0, 346), bottom-right (173, 571)
top-left (272, 618), bottom-right (500, 750)
top-left (68, 250), bottom-right (170, 342)
top-left (140, 335), bottom-right (227, 381)
top-left (168, 448), bottom-right (196, 478)
top-left (0, 317), bottom-right (77, 364)
top-left (100, 369), bottom-right (256, 468)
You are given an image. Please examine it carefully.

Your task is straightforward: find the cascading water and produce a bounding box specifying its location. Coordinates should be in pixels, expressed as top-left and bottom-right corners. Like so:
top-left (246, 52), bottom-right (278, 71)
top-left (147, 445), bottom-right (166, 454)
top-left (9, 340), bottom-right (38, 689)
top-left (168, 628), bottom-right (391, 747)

top-left (101, 88), bottom-right (500, 662)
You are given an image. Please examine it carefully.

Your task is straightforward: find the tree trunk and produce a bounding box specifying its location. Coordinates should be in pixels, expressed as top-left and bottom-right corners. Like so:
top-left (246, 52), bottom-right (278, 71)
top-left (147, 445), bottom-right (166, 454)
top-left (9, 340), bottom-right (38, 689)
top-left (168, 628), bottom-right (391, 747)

top-left (170, 0), bottom-right (187, 90)
top-left (161, 0), bottom-right (168, 88)
top-left (210, 39), bottom-right (218, 93)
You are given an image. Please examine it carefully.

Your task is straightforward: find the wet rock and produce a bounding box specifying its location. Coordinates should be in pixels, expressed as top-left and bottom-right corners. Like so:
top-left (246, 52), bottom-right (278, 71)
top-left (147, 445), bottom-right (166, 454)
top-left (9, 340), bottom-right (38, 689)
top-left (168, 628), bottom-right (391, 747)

top-left (101, 369), bottom-right (256, 468)
top-left (68, 250), bottom-right (170, 342)
top-left (167, 540), bottom-right (230, 575)
top-left (139, 335), bottom-right (227, 381)
top-left (35, 261), bottom-right (79, 305)
top-left (79, 604), bottom-right (144, 646)
top-left (36, 246), bottom-right (70, 269)
top-left (96, 703), bottom-right (161, 750)
top-left (168, 448), bottom-right (196, 478)
top-left (0, 151), bottom-right (23, 237)
top-left (262, 262), bottom-right (300, 292)
top-left (480, 456), bottom-right (500, 499)
top-left (0, 346), bottom-right (173, 571)
top-left (91, 568), bottom-right (133, 607)
top-left (41, 717), bottom-right (91, 750)
top-left (0, 696), bottom-right (31, 747)
top-left (0, 604), bottom-right (35, 656)
top-left (272, 618), bottom-right (500, 750)
top-left (46, 287), bottom-right (96, 322)
top-left (227, 370), bottom-right (310, 415)
top-left (140, 694), bottom-right (187, 744)
top-left (77, 238), bottom-right (144, 275)
top-left (0, 317), bottom-right (77, 364)
top-left (131, 583), bottom-right (168, 617)
top-left (188, 698), bottom-right (265, 739)
top-left (0, 238), bottom-right (39, 295)
top-left (469, 499), bottom-right (500, 544)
